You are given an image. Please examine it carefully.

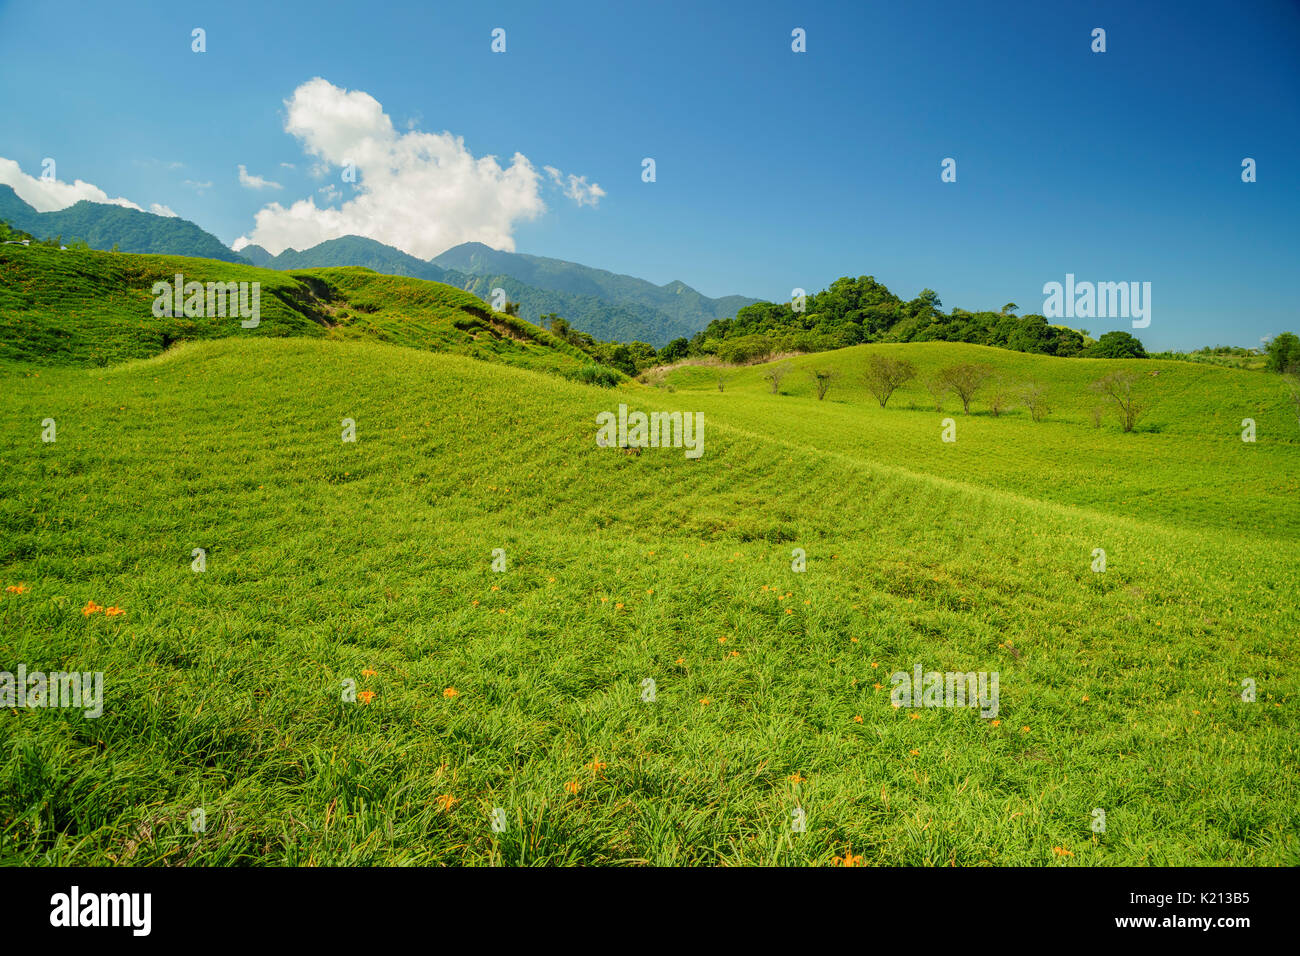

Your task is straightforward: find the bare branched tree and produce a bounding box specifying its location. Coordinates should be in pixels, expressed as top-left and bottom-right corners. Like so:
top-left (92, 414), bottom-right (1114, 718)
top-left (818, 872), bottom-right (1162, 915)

top-left (924, 374), bottom-right (949, 411)
top-left (1090, 370), bottom-right (1151, 432)
top-left (1284, 363), bottom-right (1300, 435)
top-left (986, 375), bottom-right (1013, 417)
top-left (1020, 381), bottom-right (1051, 422)
top-left (938, 363), bottom-right (996, 414)
top-left (862, 354), bottom-right (916, 408)
top-left (764, 361), bottom-right (792, 394)
top-left (808, 367), bottom-right (840, 400)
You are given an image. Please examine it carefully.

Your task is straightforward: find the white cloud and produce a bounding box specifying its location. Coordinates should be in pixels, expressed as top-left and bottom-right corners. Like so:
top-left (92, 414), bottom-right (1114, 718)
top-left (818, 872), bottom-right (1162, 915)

top-left (238, 165), bottom-right (283, 190)
top-left (279, 162), bottom-right (296, 169)
top-left (0, 156), bottom-right (143, 212)
top-left (150, 203), bottom-right (179, 217)
top-left (234, 77), bottom-right (601, 258)
top-left (544, 165), bottom-right (605, 208)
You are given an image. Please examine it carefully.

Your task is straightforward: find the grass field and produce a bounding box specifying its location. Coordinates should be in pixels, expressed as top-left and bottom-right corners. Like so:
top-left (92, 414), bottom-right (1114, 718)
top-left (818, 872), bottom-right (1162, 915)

top-left (1, 256), bottom-right (1297, 865)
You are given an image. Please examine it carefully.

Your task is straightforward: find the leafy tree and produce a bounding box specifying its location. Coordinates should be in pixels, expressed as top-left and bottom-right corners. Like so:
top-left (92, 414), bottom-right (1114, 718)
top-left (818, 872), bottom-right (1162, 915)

top-left (1088, 331), bottom-right (1148, 359)
top-left (659, 337), bottom-right (691, 363)
top-left (1265, 332), bottom-right (1300, 373)
top-left (862, 354), bottom-right (916, 408)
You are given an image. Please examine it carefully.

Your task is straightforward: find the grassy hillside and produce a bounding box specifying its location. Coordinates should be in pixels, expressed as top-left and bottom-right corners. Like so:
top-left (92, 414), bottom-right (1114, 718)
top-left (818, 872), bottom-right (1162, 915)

top-left (655, 344), bottom-right (1300, 540)
top-left (0, 334), bottom-right (1295, 865)
top-left (0, 245), bottom-right (603, 379)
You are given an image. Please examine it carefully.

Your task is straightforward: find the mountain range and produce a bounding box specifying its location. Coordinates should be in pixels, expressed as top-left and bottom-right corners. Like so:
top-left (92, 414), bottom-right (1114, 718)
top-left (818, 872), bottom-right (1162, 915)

top-left (239, 237), bottom-right (757, 345)
top-left (0, 187), bottom-right (755, 345)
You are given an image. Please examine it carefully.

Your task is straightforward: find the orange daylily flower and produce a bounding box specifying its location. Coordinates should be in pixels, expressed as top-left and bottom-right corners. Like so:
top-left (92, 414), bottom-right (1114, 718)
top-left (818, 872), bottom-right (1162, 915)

top-left (82, 601), bottom-right (102, 616)
top-left (564, 780), bottom-right (581, 795)
top-left (443, 687), bottom-right (459, 698)
top-left (361, 669), bottom-right (376, 678)
top-left (105, 606), bottom-right (124, 617)
top-left (357, 690), bottom-right (376, 704)
top-left (435, 794), bottom-right (458, 812)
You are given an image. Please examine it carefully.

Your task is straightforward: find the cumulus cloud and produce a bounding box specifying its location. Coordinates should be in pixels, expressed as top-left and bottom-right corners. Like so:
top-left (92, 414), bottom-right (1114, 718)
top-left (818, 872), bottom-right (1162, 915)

top-left (150, 203), bottom-right (178, 217)
top-left (233, 77), bottom-right (602, 258)
top-left (0, 156), bottom-right (143, 212)
top-left (237, 165), bottom-right (283, 190)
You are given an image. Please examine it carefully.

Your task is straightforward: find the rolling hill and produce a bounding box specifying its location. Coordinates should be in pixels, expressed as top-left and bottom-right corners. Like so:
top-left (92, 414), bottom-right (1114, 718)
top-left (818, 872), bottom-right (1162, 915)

top-left (0, 244), bottom-right (605, 381)
top-left (0, 268), bottom-right (1296, 863)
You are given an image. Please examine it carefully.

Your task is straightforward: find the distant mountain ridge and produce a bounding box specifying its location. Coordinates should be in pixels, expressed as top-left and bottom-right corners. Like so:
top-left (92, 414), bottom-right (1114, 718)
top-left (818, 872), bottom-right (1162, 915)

top-left (0, 185), bottom-right (249, 264)
top-left (431, 241), bottom-right (759, 338)
top-left (244, 236), bottom-right (758, 346)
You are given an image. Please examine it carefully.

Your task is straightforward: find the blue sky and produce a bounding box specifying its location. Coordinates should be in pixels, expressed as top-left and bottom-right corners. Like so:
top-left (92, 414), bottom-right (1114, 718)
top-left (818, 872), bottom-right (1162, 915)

top-left (0, 0), bottom-right (1297, 350)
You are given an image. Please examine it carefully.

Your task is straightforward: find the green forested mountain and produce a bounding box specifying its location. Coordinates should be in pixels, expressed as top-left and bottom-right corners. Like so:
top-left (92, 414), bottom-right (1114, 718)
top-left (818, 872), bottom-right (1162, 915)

top-left (0, 186), bottom-right (249, 263)
top-left (432, 241), bottom-right (759, 336)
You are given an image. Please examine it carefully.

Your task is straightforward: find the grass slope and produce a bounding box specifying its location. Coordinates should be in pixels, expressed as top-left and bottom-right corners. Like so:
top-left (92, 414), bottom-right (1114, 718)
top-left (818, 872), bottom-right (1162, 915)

top-left (0, 245), bottom-right (598, 378)
top-left (661, 344), bottom-right (1300, 540)
top-left (0, 336), bottom-right (1295, 865)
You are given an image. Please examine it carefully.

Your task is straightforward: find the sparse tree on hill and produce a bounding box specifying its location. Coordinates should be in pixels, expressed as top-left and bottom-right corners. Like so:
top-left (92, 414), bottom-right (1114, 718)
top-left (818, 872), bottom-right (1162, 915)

top-left (924, 374), bottom-right (949, 411)
top-left (1283, 363), bottom-right (1300, 434)
top-left (1020, 381), bottom-right (1051, 422)
top-left (986, 375), bottom-right (1013, 417)
top-left (1090, 370), bottom-right (1151, 432)
top-left (938, 363), bottom-right (995, 414)
top-left (716, 368), bottom-right (728, 392)
top-left (809, 367), bottom-right (840, 400)
top-left (862, 354), bottom-right (916, 408)
top-left (764, 361), bottom-right (792, 394)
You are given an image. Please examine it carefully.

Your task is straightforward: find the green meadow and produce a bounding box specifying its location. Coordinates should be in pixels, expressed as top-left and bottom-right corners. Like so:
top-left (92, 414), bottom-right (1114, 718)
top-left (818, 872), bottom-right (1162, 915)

top-left (0, 250), bottom-right (1297, 866)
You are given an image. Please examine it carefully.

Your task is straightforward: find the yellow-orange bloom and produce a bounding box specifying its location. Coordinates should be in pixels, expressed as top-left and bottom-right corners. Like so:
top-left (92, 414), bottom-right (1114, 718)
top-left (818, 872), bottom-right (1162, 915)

top-left (82, 601), bottom-right (102, 616)
top-left (357, 690), bottom-right (376, 704)
top-left (443, 687), bottom-right (459, 698)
